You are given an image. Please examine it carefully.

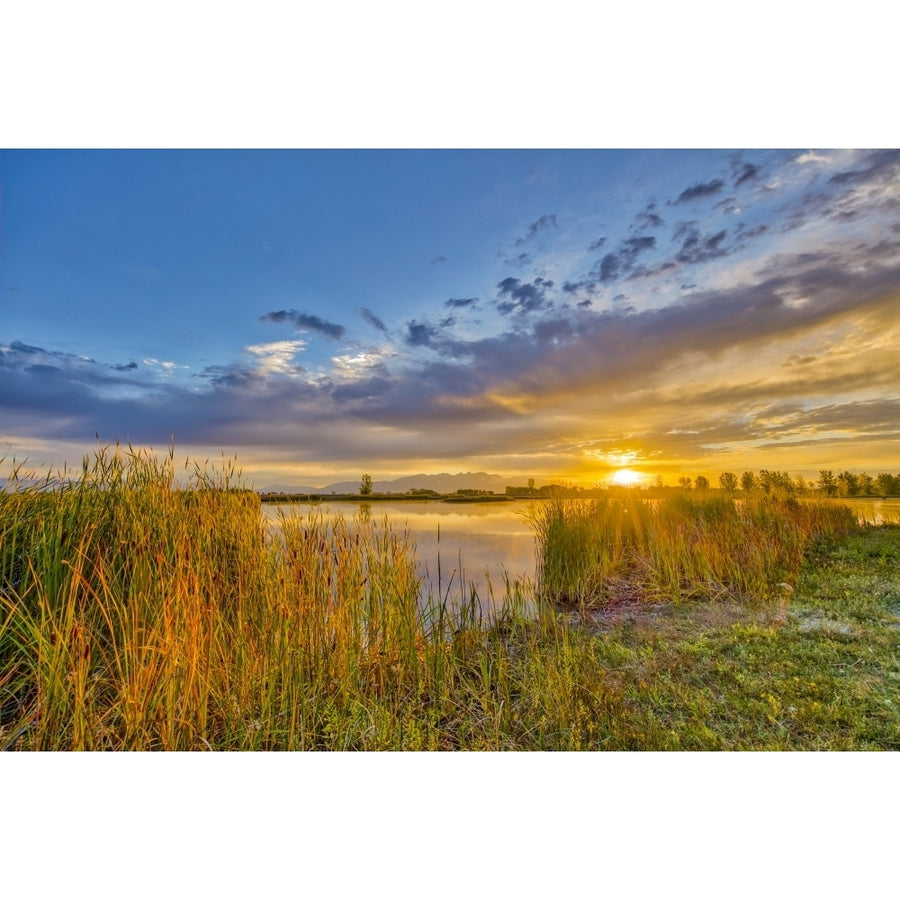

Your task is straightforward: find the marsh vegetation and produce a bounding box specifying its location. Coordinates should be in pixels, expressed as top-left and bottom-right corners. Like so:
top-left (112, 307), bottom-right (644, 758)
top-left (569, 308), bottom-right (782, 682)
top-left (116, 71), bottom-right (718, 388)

top-left (1, 448), bottom-right (897, 750)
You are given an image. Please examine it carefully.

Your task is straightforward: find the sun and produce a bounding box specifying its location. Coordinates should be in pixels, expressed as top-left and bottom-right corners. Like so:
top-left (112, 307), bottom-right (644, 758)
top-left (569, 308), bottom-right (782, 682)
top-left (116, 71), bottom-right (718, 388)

top-left (610, 467), bottom-right (643, 487)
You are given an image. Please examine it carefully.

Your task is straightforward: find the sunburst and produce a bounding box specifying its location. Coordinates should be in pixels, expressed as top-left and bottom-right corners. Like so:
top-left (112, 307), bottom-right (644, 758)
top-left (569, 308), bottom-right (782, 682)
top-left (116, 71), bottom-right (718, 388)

top-left (610, 468), bottom-right (643, 487)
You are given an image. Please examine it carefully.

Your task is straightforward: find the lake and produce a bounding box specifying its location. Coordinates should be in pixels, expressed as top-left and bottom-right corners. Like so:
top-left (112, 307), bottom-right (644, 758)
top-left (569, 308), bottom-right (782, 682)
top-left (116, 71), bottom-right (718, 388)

top-left (262, 499), bottom-right (539, 606)
top-left (838, 497), bottom-right (900, 525)
top-left (261, 495), bottom-right (900, 608)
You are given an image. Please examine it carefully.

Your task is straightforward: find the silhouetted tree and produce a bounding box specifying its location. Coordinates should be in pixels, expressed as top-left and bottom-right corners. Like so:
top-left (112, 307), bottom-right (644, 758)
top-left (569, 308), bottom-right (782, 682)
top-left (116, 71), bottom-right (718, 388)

top-left (876, 473), bottom-right (899, 496)
top-left (740, 471), bottom-right (757, 492)
top-left (678, 477), bottom-right (692, 490)
top-left (817, 470), bottom-right (837, 497)
top-left (793, 475), bottom-right (810, 495)
top-left (359, 473), bottom-right (373, 496)
top-left (695, 475), bottom-right (710, 491)
top-left (837, 471), bottom-right (860, 497)
top-left (719, 472), bottom-right (738, 494)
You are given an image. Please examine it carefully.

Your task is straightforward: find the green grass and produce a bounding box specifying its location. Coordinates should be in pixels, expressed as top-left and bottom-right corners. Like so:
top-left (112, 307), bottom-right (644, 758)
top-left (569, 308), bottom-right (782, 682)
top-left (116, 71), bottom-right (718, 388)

top-left (1, 447), bottom-right (897, 750)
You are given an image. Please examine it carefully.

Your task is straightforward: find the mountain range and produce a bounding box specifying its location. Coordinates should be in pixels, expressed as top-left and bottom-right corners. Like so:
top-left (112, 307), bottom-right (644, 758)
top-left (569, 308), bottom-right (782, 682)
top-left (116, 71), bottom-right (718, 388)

top-left (257, 471), bottom-right (519, 495)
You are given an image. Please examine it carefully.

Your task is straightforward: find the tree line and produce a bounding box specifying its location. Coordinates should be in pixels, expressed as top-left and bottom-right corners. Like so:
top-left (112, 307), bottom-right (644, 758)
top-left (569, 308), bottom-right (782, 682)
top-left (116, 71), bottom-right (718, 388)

top-left (680, 469), bottom-right (900, 497)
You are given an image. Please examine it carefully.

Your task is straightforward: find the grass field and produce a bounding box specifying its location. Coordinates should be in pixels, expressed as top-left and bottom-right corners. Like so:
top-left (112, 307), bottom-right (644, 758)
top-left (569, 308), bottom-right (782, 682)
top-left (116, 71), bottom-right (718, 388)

top-left (2, 447), bottom-right (897, 750)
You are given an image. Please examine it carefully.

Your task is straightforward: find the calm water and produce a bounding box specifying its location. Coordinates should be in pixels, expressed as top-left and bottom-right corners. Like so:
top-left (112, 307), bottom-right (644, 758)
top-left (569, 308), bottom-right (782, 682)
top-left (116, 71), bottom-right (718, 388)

top-left (261, 496), bottom-right (900, 605)
top-left (263, 499), bottom-right (539, 604)
top-left (837, 497), bottom-right (900, 525)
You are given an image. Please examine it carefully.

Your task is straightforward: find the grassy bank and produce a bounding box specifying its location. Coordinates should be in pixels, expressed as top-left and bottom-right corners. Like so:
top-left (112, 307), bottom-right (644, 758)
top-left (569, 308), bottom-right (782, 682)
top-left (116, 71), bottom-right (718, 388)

top-left (2, 449), bottom-right (897, 750)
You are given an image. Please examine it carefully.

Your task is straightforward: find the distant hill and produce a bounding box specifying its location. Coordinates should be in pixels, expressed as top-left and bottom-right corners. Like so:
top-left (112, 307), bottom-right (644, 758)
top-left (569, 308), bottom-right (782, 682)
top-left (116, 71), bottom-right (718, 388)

top-left (258, 471), bottom-right (513, 495)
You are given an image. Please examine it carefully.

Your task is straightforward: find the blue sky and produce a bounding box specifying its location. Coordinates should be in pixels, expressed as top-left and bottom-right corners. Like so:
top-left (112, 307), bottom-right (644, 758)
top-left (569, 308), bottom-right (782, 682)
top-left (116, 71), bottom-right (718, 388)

top-left (2, 148), bottom-right (899, 487)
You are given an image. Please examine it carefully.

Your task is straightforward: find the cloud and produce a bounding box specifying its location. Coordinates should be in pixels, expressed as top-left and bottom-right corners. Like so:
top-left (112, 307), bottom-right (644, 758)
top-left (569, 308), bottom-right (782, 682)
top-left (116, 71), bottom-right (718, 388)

top-left (445, 297), bottom-right (478, 309)
top-left (142, 358), bottom-right (189, 376)
top-left (515, 214), bottom-right (558, 245)
top-left (405, 321), bottom-right (436, 347)
top-left (244, 340), bottom-right (306, 376)
top-left (591, 235), bottom-right (657, 283)
top-left (736, 223), bottom-right (768, 240)
top-left (773, 151), bottom-right (900, 234)
top-left (496, 276), bottom-right (555, 315)
top-left (259, 309), bottom-right (346, 340)
top-left (734, 162), bottom-right (760, 187)
top-left (359, 307), bottom-right (387, 333)
top-left (5, 240), bottom-right (899, 475)
top-left (501, 251), bottom-right (532, 267)
top-left (672, 179), bottom-right (725, 204)
top-left (792, 151), bottom-right (829, 166)
top-left (828, 149), bottom-right (900, 187)
top-left (595, 254), bottom-right (621, 283)
top-left (430, 255), bottom-right (446, 265)
top-left (622, 235), bottom-right (656, 257)
top-left (562, 279), bottom-right (598, 296)
top-left (331, 351), bottom-right (389, 376)
top-left (673, 226), bottom-right (728, 264)
top-left (404, 318), bottom-right (461, 350)
top-left (588, 237), bottom-right (606, 252)
top-left (631, 204), bottom-right (664, 230)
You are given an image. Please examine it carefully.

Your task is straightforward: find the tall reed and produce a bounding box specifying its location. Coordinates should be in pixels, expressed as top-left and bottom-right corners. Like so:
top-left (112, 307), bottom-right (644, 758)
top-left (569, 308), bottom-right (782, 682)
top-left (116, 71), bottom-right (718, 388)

top-left (531, 493), bottom-right (857, 609)
top-left (0, 446), bottom-right (539, 749)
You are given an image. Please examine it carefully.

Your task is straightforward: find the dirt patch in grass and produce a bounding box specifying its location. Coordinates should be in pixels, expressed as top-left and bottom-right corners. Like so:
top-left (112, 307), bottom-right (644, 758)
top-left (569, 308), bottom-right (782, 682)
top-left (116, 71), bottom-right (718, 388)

top-left (563, 596), bottom-right (782, 641)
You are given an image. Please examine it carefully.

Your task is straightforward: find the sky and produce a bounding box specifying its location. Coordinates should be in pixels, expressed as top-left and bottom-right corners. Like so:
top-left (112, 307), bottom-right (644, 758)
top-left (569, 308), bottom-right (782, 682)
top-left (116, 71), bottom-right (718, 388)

top-left (2, 148), bottom-right (899, 487)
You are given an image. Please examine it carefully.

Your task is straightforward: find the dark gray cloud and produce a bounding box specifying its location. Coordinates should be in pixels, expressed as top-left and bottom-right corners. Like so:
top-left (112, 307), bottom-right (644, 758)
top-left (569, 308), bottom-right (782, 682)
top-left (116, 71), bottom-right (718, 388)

top-left (2, 341), bottom-right (141, 385)
top-left (359, 307), bottom-right (387, 333)
top-left (404, 316), bottom-right (464, 352)
top-left (515, 214), bottom-right (558, 246)
top-left (734, 162), bottom-right (760, 187)
top-left (595, 254), bottom-right (621, 283)
top-left (9, 340), bottom-right (42, 355)
top-left (533, 317), bottom-right (575, 345)
top-left (632, 203), bottom-right (664, 230)
top-left (405, 320), bottom-right (441, 348)
top-left (496, 276), bottom-right (555, 315)
top-left (828, 149), bottom-right (900, 187)
top-left (736, 223), bottom-right (768, 240)
top-left (591, 235), bottom-right (657, 283)
top-left (672, 179), bottom-right (725, 204)
top-left (562, 279), bottom-right (598, 296)
top-left (430, 255), bottom-right (447, 265)
top-left (445, 297), bottom-right (479, 309)
top-left (715, 197), bottom-right (740, 214)
top-left (501, 251), bottom-right (532, 267)
top-left (259, 309), bottom-right (346, 340)
top-left (588, 237), bottom-right (606, 252)
top-left (331, 376), bottom-right (393, 403)
top-left (674, 226), bottom-right (728, 264)
top-left (622, 235), bottom-right (656, 257)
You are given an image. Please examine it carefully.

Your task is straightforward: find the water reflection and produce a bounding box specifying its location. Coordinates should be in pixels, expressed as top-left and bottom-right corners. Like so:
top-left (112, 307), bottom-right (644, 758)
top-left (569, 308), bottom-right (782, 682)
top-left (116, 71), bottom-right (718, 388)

top-left (263, 500), bottom-right (538, 605)
top-left (837, 498), bottom-right (900, 525)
